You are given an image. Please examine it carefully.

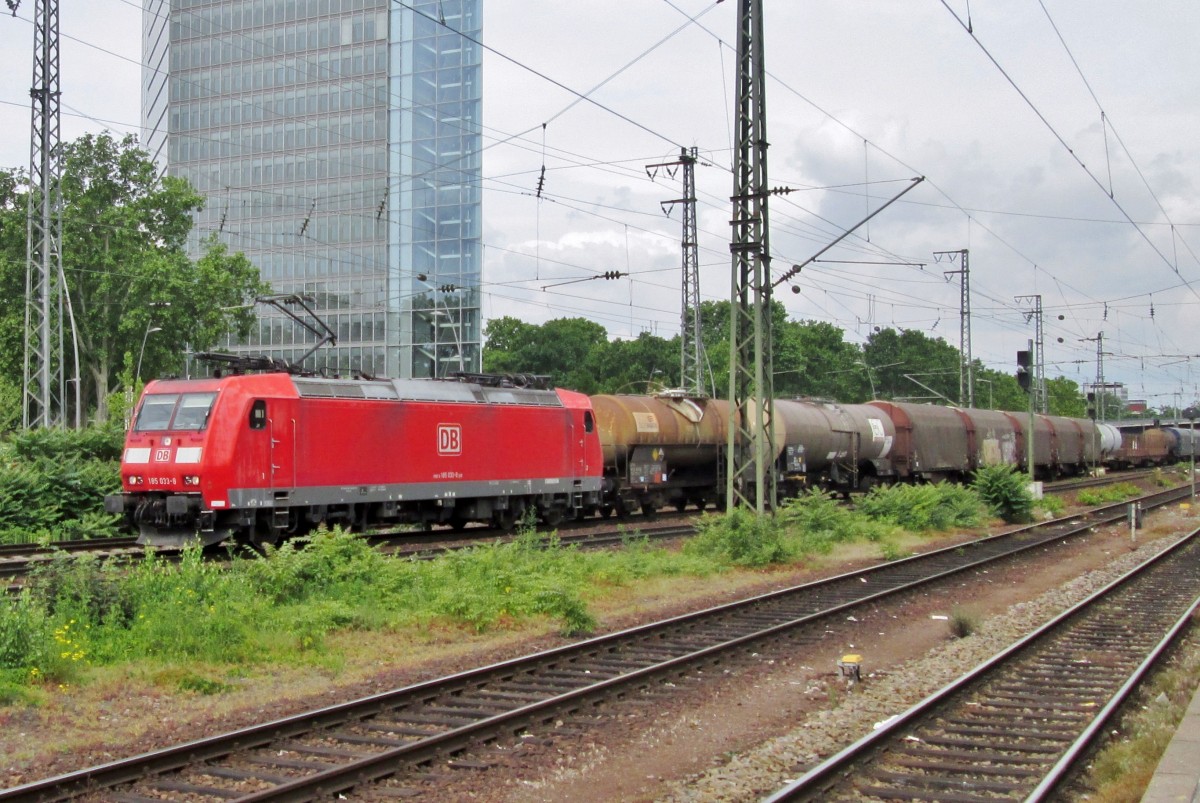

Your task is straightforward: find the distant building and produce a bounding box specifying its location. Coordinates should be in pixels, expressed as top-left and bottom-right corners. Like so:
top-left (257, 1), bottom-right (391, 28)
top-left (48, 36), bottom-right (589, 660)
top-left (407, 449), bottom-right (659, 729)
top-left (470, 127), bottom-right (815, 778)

top-left (1083, 381), bottom-right (1128, 404)
top-left (143, 0), bottom-right (482, 378)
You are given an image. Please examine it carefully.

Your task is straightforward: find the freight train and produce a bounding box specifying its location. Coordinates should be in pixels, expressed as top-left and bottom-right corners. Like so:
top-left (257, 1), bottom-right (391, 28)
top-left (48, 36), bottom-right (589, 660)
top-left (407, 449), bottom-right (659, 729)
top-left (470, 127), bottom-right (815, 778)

top-left (104, 368), bottom-right (1189, 549)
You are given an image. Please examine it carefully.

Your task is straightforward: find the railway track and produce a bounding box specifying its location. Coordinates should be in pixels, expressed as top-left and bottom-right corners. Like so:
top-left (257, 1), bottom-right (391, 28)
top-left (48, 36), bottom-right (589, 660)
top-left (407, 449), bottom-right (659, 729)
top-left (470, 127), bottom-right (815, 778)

top-left (765, 525), bottom-right (1200, 802)
top-left (1, 523), bottom-right (694, 590)
top-left (1043, 466), bottom-right (1160, 493)
top-left (0, 536), bottom-right (151, 582)
top-left (3, 485), bottom-right (1192, 802)
top-left (0, 470), bottom-right (1165, 582)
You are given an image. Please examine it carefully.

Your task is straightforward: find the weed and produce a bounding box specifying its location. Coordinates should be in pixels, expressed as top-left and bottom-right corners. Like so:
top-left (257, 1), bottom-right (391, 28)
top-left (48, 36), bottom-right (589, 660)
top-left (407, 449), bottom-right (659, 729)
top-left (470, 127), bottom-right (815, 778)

top-left (177, 674), bottom-right (233, 695)
top-left (878, 541), bottom-right (911, 562)
top-left (948, 606), bottom-right (979, 638)
top-left (857, 483), bottom-right (984, 531)
top-left (685, 508), bottom-right (794, 567)
top-left (779, 489), bottom-right (896, 544)
top-left (1036, 494), bottom-right (1065, 518)
top-left (972, 465), bottom-right (1034, 524)
top-left (1077, 483), bottom-right (1141, 506)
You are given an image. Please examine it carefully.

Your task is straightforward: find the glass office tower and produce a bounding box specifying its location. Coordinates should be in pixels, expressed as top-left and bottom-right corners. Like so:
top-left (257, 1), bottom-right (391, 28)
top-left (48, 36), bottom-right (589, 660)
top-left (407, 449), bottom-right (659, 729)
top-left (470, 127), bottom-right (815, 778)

top-left (143, 0), bottom-right (481, 378)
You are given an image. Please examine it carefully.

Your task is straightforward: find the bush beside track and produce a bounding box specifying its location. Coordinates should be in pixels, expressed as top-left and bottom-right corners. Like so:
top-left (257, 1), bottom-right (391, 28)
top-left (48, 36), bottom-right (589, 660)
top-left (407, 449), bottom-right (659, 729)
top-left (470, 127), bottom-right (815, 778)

top-left (0, 480), bottom-right (1038, 702)
top-left (0, 426), bottom-right (124, 545)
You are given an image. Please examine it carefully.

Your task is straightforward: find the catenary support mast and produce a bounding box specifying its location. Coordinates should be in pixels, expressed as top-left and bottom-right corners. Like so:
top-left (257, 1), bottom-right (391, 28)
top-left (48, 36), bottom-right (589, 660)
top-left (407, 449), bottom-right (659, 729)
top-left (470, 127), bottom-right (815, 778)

top-left (648, 147), bottom-right (707, 395)
top-left (937, 249), bottom-right (972, 408)
top-left (19, 0), bottom-right (67, 428)
top-left (726, 0), bottom-right (775, 514)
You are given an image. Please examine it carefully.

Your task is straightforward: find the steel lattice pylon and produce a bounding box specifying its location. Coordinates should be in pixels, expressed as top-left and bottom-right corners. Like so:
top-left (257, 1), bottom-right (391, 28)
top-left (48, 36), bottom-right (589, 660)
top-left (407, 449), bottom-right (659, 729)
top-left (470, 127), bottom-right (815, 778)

top-left (22, 0), bottom-right (65, 429)
top-left (679, 147), bottom-right (705, 396)
top-left (726, 0), bottom-right (775, 514)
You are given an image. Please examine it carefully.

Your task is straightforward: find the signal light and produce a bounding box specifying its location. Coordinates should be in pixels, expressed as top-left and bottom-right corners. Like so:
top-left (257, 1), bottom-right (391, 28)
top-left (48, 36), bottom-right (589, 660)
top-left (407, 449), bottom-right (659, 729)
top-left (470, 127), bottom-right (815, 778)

top-left (1016, 350), bottom-right (1032, 392)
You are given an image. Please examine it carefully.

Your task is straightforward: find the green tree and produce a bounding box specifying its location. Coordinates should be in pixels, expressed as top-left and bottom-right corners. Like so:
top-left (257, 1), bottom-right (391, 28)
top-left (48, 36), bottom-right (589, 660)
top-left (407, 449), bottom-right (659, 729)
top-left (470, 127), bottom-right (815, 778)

top-left (481, 316), bottom-right (537, 374)
top-left (863, 327), bottom-right (961, 402)
top-left (481, 316), bottom-right (608, 390)
top-left (1046, 376), bottom-right (1086, 417)
top-left (774, 319), bottom-right (866, 401)
top-left (1, 133), bottom-right (268, 423)
top-left (0, 168), bottom-right (28, 399)
top-left (583, 331), bottom-right (678, 395)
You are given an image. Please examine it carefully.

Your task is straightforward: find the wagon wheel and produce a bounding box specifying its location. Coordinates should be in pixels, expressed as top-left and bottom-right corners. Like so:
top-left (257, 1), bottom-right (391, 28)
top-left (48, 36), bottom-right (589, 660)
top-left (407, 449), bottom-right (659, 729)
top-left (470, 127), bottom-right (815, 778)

top-left (599, 504), bottom-right (614, 519)
top-left (640, 502), bottom-right (658, 518)
top-left (674, 499), bottom-right (688, 513)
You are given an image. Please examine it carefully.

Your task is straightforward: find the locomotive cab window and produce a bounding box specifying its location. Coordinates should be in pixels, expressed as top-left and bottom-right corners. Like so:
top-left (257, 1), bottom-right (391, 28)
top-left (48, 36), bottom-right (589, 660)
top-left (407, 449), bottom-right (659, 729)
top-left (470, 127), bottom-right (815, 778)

top-left (134, 394), bottom-right (177, 431)
top-left (584, 411), bottom-right (594, 433)
top-left (133, 392), bottom-right (217, 432)
top-left (249, 400), bottom-right (267, 430)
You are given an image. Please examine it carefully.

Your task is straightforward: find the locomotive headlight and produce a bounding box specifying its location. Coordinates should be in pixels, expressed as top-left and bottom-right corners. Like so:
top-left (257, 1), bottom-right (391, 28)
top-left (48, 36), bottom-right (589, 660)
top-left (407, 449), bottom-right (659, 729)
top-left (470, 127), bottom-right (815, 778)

top-left (128, 475), bottom-right (143, 485)
top-left (183, 475), bottom-right (200, 486)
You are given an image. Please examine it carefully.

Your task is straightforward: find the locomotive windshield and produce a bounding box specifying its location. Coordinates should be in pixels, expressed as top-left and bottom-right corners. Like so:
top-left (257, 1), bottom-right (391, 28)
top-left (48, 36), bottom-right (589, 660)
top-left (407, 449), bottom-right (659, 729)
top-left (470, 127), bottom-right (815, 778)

top-left (134, 392), bottom-right (218, 432)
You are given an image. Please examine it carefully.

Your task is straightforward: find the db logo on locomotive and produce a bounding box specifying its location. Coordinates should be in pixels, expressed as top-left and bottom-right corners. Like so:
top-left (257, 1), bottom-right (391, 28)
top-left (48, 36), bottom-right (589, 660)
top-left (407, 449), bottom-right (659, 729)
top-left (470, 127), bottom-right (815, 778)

top-left (437, 424), bottom-right (462, 456)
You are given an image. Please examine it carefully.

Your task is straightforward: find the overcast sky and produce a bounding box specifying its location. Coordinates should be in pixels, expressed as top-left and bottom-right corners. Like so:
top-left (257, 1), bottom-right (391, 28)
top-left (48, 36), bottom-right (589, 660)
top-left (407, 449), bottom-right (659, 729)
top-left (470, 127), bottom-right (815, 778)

top-left (3, 1), bottom-right (1198, 408)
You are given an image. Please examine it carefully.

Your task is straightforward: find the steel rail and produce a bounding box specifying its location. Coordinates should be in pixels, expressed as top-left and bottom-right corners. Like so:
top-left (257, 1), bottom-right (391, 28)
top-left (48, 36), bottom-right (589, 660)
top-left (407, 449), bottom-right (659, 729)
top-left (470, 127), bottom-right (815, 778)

top-left (764, 527), bottom-right (1200, 802)
top-left (1, 486), bottom-right (1191, 802)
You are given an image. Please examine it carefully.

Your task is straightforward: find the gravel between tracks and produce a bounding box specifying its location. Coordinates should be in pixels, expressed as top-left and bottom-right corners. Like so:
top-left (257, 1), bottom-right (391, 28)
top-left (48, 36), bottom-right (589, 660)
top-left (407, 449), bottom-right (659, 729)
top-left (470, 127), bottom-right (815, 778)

top-left (450, 508), bottom-right (1196, 803)
top-left (656, 530), bottom-right (1188, 802)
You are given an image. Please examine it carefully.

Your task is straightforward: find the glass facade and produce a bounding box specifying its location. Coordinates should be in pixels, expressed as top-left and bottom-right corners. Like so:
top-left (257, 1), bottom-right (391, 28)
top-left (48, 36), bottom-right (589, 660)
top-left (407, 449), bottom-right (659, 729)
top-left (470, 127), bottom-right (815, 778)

top-left (142, 0), bottom-right (481, 378)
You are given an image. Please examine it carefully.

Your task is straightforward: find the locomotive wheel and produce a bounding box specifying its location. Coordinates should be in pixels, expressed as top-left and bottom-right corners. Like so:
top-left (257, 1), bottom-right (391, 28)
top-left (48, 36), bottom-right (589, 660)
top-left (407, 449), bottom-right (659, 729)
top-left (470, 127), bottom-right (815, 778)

top-left (542, 507), bottom-right (564, 527)
top-left (241, 528), bottom-right (280, 554)
top-left (493, 510), bottom-right (516, 531)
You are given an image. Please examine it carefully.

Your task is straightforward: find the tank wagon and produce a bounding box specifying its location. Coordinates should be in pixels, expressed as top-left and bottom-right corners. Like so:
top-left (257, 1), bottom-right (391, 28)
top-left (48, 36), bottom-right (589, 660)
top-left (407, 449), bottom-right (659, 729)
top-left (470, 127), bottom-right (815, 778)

top-left (106, 372), bottom-right (603, 546)
top-left (1163, 427), bottom-right (1200, 461)
top-left (770, 400), bottom-right (896, 493)
top-left (589, 392), bottom-right (730, 516)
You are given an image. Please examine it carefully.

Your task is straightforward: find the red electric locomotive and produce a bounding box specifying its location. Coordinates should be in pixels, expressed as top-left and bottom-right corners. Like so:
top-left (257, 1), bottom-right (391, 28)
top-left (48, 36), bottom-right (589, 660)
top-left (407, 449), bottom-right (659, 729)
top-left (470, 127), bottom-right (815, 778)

top-left (106, 370), bottom-right (604, 547)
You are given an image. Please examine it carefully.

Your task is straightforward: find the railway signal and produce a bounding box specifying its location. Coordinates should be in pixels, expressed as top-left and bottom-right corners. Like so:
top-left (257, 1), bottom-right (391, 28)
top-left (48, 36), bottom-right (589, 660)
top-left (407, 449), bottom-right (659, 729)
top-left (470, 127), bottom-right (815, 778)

top-left (1016, 349), bottom-right (1033, 392)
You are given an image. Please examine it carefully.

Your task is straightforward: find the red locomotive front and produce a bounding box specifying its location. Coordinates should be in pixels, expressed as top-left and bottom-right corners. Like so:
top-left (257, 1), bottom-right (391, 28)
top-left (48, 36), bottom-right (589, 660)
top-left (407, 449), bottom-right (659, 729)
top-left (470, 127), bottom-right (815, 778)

top-left (107, 373), bottom-right (604, 547)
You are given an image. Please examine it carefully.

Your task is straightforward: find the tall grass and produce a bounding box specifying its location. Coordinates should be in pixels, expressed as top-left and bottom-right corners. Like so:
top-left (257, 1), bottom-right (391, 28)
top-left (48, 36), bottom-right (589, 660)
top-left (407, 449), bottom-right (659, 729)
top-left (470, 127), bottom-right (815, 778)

top-left (0, 526), bottom-right (714, 692)
top-left (1076, 483), bottom-right (1141, 506)
top-left (0, 481), bottom-right (1001, 697)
